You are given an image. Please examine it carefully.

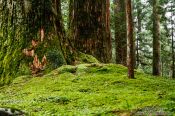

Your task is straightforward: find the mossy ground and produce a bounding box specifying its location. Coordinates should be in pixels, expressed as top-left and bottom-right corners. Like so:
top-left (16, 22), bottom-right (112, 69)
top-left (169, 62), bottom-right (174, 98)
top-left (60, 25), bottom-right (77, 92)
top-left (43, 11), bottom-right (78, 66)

top-left (0, 63), bottom-right (175, 115)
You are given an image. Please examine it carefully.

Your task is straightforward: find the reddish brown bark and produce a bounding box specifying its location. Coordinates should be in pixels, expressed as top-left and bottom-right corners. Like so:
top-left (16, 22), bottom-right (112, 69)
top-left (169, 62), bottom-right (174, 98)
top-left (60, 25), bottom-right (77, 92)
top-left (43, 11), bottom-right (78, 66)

top-left (70, 0), bottom-right (112, 63)
top-left (126, 0), bottom-right (134, 79)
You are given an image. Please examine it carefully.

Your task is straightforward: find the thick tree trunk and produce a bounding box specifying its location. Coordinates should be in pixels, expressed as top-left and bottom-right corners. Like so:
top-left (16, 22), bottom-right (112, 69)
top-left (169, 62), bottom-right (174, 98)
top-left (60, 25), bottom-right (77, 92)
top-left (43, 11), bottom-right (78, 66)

top-left (0, 0), bottom-right (25, 85)
top-left (70, 0), bottom-right (112, 63)
top-left (114, 0), bottom-right (127, 66)
top-left (152, 0), bottom-right (161, 76)
top-left (126, 0), bottom-right (134, 79)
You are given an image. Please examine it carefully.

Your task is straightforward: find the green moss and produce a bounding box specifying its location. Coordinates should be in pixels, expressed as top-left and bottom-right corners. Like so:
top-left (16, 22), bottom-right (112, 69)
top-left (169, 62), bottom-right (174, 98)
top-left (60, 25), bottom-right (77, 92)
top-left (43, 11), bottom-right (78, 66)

top-left (0, 63), bottom-right (175, 115)
top-left (43, 65), bottom-right (77, 77)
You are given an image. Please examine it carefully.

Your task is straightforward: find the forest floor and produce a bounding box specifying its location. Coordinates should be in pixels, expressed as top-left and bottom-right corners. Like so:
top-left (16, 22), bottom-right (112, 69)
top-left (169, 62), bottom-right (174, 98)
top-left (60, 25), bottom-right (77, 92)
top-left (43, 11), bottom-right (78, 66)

top-left (0, 63), bottom-right (175, 115)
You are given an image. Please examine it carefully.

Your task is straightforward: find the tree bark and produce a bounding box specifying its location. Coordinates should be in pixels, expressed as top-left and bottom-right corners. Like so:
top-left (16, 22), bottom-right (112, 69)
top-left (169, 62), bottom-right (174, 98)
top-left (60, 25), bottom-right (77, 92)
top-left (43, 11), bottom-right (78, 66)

top-left (70, 0), bottom-right (112, 63)
top-left (152, 0), bottom-right (161, 76)
top-left (114, 0), bottom-right (127, 66)
top-left (136, 0), bottom-right (142, 68)
top-left (0, 0), bottom-right (25, 85)
top-left (126, 0), bottom-right (134, 79)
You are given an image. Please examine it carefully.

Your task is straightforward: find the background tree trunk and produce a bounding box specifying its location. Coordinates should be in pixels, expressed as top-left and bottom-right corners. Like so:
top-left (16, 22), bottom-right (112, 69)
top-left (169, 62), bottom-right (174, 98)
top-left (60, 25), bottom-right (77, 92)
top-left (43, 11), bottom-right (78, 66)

top-left (126, 0), bottom-right (134, 79)
top-left (171, 3), bottom-right (174, 78)
top-left (53, 0), bottom-right (76, 65)
top-left (70, 0), bottom-right (112, 63)
top-left (152, 0), bottom-right (161, 76)
top-left (114, 0), bottom-right (127, 66)
top-left (136, 0), bottom-right (142, 68)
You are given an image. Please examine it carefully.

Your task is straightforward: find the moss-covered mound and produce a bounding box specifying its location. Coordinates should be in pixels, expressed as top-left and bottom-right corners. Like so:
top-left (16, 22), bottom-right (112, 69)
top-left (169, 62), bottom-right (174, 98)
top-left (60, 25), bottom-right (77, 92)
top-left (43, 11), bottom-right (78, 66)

top-left (77, 52), bottom-right (100, 64)
top-left (0, 64), bottom-right (175, 115)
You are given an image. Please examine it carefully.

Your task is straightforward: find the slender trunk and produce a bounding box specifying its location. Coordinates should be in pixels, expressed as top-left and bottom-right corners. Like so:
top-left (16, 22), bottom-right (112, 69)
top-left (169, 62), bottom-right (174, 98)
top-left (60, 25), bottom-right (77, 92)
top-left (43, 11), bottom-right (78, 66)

top-left (136, 0), bottom-right (142, 68)
top-left (114, 0), bottom-right (127, 65)
top-left (126, 0), bottom-right (134, 79)
top-left (152, 0), bottom-right (161, 76)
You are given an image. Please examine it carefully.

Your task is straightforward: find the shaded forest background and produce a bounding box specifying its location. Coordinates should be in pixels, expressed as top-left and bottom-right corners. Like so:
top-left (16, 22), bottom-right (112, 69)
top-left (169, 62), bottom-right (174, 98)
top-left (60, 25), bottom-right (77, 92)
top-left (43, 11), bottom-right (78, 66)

top-left (0, 0), bottom-right (175, 85)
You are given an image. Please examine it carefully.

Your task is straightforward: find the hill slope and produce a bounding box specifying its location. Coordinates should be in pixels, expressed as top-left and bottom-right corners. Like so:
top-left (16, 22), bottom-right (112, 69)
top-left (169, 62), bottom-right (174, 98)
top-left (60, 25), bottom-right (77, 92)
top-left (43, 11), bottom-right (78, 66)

top-left (0, 64), bottom-right (175, 115)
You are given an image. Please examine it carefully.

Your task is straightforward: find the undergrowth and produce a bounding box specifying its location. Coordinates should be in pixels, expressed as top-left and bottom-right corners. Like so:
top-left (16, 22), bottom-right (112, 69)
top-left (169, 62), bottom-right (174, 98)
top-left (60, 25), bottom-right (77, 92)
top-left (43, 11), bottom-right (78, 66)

top-left (0, 63), bottom-right (175, 115)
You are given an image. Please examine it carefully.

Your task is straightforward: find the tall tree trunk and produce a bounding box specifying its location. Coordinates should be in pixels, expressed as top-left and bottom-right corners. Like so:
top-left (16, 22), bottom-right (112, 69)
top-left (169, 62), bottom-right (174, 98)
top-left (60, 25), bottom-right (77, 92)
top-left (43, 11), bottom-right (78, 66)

top-left (136, 0), bottom-right (142, 68)
top-left (152, 0), bottom-right (161, 76)
top-left (114, 0), bottom-right (127, 66)
top-left (70, 0), bottom-right (112, 63)
top-left (126, 0), bottom-right (134, 79)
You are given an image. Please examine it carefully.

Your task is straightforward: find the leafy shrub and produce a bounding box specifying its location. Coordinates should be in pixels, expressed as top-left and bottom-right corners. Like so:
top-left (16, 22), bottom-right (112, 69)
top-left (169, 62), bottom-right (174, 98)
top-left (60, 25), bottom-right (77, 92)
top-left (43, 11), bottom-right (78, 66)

top-left (17, 63), bottom-right (31, 76)
top-left (46, 50), bottom-right (66, 69)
